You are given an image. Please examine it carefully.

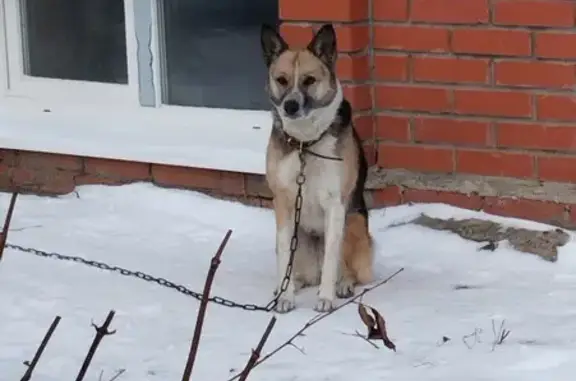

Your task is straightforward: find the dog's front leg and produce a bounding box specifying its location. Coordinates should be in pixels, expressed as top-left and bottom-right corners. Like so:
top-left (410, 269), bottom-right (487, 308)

top-left (315, 202), bottom-right (346, 312)
top-left (273, 197), bottom-right (297, 313)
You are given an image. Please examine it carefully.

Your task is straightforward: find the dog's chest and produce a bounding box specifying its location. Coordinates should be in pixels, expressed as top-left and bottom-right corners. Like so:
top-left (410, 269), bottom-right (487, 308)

top-left (275, 140), bottom-right (343, 233)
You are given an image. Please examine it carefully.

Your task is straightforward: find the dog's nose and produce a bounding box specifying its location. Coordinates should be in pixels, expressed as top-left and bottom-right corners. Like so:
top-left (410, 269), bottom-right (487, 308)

top-left (283, 100), bottom-right (300, 116)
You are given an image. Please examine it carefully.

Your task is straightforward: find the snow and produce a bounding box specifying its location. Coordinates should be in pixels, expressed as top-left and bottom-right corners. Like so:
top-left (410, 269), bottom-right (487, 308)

top-left (0, 106), bottom-right (270, 174)
top-left (1, 183), bottom-right (576, 381)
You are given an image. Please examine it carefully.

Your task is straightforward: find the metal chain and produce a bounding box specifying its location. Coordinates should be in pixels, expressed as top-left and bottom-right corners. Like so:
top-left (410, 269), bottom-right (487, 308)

top-left (264, 144), bottom-right (306, 311)
top-left (3, 146), bottom-right (307, 313)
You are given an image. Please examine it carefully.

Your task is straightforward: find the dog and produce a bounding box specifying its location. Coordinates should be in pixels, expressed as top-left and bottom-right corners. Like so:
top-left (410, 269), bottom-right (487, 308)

top-left (260, 23), bottom-right (374, 313)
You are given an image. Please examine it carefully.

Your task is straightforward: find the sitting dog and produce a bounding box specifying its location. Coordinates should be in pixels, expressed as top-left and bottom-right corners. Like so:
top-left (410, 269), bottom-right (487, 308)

top-left (260, 23), bottom-right (374, 313)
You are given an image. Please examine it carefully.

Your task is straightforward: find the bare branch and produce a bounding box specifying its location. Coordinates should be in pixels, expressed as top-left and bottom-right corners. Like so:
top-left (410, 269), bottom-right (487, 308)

top-left (20, 315), bottom-right (61, 381)
top-left (181, 229), bottom-right (233, 381)
top-left (238, 316), bottom-right (277, 381)
top-left (340, 330), bottom-right (380, 349)
top-left (75, 310), bottom-right (117, 381)
top-left (227, 267), bottom-right (404, 381)
top-left (0, 192), bottom-right (18, 262)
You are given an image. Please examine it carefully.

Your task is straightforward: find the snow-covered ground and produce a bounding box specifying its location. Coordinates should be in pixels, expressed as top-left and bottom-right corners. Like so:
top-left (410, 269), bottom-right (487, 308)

top-left (1, 183), bottom-right (576, 381)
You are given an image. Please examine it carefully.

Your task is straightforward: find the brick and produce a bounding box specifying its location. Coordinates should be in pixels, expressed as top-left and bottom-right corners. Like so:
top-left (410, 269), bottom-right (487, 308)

top-left (353, 114), bottom-right (375, 141)
top-left (0, 149), bottom-right (17, 167)
top-left (0, 165), bottom-right (12, 191)
top-left (279, 24), bottom-right (370, 52)
top-left (452, 28), bottom-right (531, 56)
top-left (363, 143), bottom-right (378, 166)
top-left (245, 174), bottom-right (272, 198)
top-left (336, 55), bottom-right (370, 81)
top-left (378, 143), bottom-right (454, 172)
top-left (454, 89), bottom-right (532, 118)
top-left (494, 60), bottom-right (576, 89)
top-left (496, 122), bottom-right (576, 151)
top-left (493, 0), bottom-right (575, 28)
top-left (373, 25), bottom-right (450, 52)
top-left (537, 94), bottom-right (576, 121)
top-left (483, 197), bottom-right (566, 224)
top-left (376, 85), bottom-right (451, 112)
top-left (371, 186), bottom-right (402, 207)
top-left (455, 149), bottom-right (534, 178)
top-left (343, 84), bottom-right (372, 111)
top-left (535, 32), bottom-right (576, 59)
top-left (537, 155), bottom-right (576, 182)
top-left (17, 152), bottom-right (82, 171)
top-left (375, 115), bottom-right (411, 142)
top-left (414, 117), bottom-right (490, 146)
top-left (82, 158), bottom-right (150, 182)
top-left (373, 54), bottom-right (409, 81)
top-left (403, 189), bottom-right (483, 210)
top-left (412, 56), bottom-right (490, 84)
top-left (11, 168), bottom-right (76, 195)
top-left (411, 0), bottom-right (489, 24)
top-left (373, 0), bottom-right (409, 21)
top-left (151, 165), bottom-right (221, 190)
top-left (220, 171), bottom-right (246, 196)
top-left (280, 0), bottom-right (369, 21)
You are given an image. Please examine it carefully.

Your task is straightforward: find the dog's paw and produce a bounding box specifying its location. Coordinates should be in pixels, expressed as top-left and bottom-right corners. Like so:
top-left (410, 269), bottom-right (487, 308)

top-left (275, 297), bottom-right (296, 313)
top-left (336, 279), bottom-right (355, 299)
top-left (313, 298), bottom-right (334, 313)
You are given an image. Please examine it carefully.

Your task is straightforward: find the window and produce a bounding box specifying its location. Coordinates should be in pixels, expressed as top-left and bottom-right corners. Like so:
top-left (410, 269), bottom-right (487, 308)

top-left (159, 0), bottom-right (275, 110)
top-left (0, 0), bottom-right (278, 174)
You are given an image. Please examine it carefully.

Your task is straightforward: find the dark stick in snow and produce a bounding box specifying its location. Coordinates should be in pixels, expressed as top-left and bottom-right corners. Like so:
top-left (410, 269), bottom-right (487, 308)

top-left (181, 229), bottom-right (233, 381)
top-left (75, 310), bottom-right (117, 381)
top-left (20, 315), bottom-right (61, 381)
top-left (238, 316), bottom-right (278, 381)
top-left (227, 267), bottom-right (405, 381)
top-left (0, 192), bottom-right (18, 262)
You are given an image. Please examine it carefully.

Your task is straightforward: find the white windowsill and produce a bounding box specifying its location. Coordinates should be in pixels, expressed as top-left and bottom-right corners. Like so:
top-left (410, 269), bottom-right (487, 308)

top-left (0, 103), bottom-right (271, 175)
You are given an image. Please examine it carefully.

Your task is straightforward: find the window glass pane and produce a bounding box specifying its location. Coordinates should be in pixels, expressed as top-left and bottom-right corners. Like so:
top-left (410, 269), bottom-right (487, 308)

top-left (20, 0), bottom-right (128, 84)
top-left (160, 0), bottom-right (279, 110)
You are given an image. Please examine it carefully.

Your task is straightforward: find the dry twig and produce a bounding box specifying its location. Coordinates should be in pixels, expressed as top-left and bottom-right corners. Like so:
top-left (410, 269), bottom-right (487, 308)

top-left (491, 319), bottom-right (511, 351)
top-left (227, 267), bottom-right (404, 381)
top-left (238, 316), bottom-right (277, 381)
top-left (0, 192), bottom-right (18, 262)
top-left (20, 315), bottom-right (61, 381)
top-left (98, 368), bottom-right (126, 381)
top-left (340, 330), bottom-right (379, 349)
top-left (181, 229), bottom-right (233, 381)
top-left (75, 310), bottom-right (117, 381)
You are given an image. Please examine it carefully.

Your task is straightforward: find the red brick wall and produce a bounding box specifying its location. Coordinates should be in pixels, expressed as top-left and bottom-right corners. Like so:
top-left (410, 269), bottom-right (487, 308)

top-left (371, 0), bottom-right (576, 181)
top-left (0, 150), bottom-right (273, 206)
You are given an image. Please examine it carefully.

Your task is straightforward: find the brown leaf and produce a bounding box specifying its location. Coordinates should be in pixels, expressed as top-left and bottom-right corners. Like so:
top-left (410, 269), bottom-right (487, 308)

top-left (370, 307), bottom-right (396, 352)
top-left (357, 303), bottom-right (396, 352)
top-left (357, 303), bottom-right (375, 329)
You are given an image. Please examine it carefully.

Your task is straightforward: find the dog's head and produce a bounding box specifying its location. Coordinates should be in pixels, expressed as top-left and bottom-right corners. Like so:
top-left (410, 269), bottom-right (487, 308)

top-left (260, 24), bottom-right (341, 139)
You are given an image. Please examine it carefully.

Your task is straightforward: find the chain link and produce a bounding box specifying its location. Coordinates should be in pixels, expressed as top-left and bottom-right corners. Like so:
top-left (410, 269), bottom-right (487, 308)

top-left (264, 144), bottom-right (306, 311)
top-left (4, 146), bottom-right (307, 313)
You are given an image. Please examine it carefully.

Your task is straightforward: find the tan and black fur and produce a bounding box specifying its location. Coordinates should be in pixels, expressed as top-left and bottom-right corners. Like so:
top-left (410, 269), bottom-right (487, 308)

top-left (261, 24), bottom-right (374, 313)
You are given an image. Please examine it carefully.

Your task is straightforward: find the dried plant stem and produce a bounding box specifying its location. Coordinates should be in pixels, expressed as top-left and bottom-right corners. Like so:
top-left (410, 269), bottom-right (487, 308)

top-left (181, 229), bottom-right (233, 381)
top-left (228, 267), bottom-right (404, 381)
top-left (0, 192), bottom-right (18, 262)
top-left (20, 315), bottom-right (61, 381)
top-left (75, 310), bottom-right (117, 381)
top-left (238, 316), bottom-right (278, 381)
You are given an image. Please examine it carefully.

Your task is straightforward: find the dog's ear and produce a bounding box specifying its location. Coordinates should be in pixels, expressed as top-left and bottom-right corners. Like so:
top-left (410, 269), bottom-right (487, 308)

top-left (261, 24), bottom-right (288, 67)
top-left (307, 24), bottom-right (337, 68)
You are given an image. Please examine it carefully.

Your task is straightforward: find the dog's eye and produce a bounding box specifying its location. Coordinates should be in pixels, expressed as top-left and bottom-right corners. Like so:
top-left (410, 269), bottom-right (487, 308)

top-left (302, 76), bottom-right (316, 87)
top-left (275, 76), bottom-right (288, 86)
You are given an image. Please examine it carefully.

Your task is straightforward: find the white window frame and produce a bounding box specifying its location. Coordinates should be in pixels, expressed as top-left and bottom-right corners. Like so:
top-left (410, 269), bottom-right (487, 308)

top-left (0, 0), bottom-right (272, 175)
